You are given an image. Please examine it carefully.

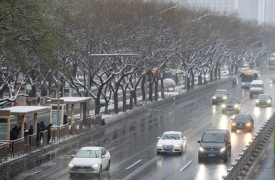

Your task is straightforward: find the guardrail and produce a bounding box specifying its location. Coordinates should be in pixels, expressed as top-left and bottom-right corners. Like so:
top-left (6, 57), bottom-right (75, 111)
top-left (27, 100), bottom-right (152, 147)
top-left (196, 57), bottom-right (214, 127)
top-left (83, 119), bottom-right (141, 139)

top-left (222, 112), bottom-right (275, 180)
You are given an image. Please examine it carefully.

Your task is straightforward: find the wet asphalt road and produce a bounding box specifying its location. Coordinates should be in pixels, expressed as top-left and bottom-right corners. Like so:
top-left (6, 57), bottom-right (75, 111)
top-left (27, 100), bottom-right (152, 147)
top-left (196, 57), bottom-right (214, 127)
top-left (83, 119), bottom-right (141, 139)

top-left (12, 67), bottom-right (275, 180)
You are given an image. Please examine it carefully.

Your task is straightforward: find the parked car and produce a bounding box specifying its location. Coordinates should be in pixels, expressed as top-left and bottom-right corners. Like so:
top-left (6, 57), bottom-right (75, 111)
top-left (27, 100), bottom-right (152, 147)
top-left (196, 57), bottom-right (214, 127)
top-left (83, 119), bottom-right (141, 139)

top-left (69, 146), bottom-right (111, 177)
top-left (231, 114), bottom-right (254, 133)
top-left (256, 94), bottom-right (272, 107)
top-left (211, 89), bottom-right (229, 104)
top-left (156, 131), bottom-right (187, 155)
top-left (221, 98), bottom-right (241, 114)
top-left (197, 128), bottom-right (231, 162)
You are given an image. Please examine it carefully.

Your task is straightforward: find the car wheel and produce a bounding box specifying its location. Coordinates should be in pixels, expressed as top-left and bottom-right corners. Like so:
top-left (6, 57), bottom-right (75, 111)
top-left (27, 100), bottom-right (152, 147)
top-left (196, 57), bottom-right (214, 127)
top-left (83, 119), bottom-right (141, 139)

top-left (70, 173), bottom-right (75, 177)
top-left (223, 155), bottom-right (228, 163)
top-left (157, 151), bottom-right (161, 155)
top-left (106, 160), bottom-right (111, 171)
top-left (97, 166), bottom-right (102, 178)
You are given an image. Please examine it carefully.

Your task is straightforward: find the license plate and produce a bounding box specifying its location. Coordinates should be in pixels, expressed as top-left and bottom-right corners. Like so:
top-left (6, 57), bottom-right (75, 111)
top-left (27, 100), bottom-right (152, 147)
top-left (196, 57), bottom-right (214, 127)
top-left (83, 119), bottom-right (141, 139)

top-left (208, 153), bottom-right (215, 157)
top-left (238, 125), bottom-right (243, 129)
top-left (78, 169), bottom-right (87, 173)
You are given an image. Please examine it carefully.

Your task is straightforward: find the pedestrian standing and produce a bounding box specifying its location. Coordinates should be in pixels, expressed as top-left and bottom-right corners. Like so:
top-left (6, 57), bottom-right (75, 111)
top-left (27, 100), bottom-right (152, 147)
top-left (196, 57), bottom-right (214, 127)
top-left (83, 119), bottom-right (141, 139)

top-left (46, 124), bottom-right (53, 144)
top-left (36, 91), bottom-right (41, 105)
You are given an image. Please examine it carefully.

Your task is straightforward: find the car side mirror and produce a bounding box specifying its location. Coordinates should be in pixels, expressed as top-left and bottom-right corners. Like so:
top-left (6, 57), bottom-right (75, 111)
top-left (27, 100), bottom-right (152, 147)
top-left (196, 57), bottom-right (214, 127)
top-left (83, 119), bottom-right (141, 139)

top-left (197, 140), bottom-right (200, 143)
top-left (71, 155), bottom-right (75, 158)
top-left (182, 137), bottom-right (187, 140)
top-left (101, 155), bottom-right (106, 159)
top-left (157, 137), bottom-right (160, 139)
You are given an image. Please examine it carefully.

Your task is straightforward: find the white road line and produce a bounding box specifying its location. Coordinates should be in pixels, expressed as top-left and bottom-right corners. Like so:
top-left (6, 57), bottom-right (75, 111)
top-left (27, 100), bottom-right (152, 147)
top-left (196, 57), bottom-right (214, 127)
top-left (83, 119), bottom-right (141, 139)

top-left (179, 161), bottom-right (192, 171)
top-left (183, 128), bottom-right (192, 134)
top-left (126, 159), bottom-right (142, 170)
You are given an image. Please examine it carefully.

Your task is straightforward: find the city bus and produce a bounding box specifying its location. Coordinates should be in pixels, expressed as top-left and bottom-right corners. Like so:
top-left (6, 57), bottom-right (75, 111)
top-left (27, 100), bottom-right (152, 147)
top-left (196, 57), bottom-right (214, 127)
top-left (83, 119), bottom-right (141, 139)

top-left (240, 70), bottom-right (259, 88)
top-left (267, 58), bottom-right (275, 68)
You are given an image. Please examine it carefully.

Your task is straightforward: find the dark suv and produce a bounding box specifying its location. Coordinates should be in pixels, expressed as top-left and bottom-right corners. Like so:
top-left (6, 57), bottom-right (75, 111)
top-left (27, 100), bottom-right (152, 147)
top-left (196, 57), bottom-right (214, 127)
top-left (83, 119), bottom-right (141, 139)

top-left (197, 129), bottom-right (231, 163)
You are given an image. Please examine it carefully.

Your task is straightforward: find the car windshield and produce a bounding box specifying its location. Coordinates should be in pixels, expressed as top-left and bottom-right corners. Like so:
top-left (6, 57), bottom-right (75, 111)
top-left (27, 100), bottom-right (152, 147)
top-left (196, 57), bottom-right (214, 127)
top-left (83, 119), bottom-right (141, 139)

top-left (234, 115), bottom-right (251, 122)
top-left (201, 133), bottom-right (224, 143)
top-left (225, 98), bottom-right (238, 104)
top-left (250, 84), bottom-right (262, 88)
top-left (75, 150), bottom-right (99, 158)
top-left (258, 94), bottom-right (270, 99)
top-left (161, 133), bottom-right (180, 140)
top-left (215, 90), bottom-right (226, 95)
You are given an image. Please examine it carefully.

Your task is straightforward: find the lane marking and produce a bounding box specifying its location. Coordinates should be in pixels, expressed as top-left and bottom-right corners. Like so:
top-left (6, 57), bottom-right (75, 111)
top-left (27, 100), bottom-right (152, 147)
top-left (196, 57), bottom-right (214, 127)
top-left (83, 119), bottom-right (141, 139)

top-left (126, 159), bottom-right (142, 170)
top-left (125, 138), bottom-right (133, 143)
top-left (183, 128), bottom-right (192, 134)
top-left (261, 154), bottom-right (266, 160)
top-left (254, 165), bottom-right (260, 173)
top-left (108, 146), bottom-right (117, 152)
top-left (179, 161), bottom-right (192, 171)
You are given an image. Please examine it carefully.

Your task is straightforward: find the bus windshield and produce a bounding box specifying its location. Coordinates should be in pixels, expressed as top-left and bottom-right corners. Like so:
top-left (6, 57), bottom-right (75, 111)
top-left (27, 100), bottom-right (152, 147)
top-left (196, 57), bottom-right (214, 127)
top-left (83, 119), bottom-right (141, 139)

top-left (241, 73), bottom-right (257, 82)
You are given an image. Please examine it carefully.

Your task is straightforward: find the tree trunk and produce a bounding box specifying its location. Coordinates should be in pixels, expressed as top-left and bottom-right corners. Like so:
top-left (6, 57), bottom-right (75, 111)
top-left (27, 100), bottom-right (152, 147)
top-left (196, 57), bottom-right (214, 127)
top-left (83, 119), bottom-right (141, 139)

top-left (149, 82), bottom-right (153, 102)
top-left (154, 80), bottom-right (158, 101)
top-left (122, 91), bottom-right (127, 112)
top-left (114, 91), bottom-right (119, 114)
top-left (141, 76), bottom-right (145, 101)
top-left (161, 76), bottom-right (164, 99)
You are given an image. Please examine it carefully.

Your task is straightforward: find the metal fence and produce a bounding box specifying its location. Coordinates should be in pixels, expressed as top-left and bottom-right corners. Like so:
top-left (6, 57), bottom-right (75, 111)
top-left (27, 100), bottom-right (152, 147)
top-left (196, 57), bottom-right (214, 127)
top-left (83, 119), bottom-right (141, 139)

top-left (222, 112), bottom-right (275, 180)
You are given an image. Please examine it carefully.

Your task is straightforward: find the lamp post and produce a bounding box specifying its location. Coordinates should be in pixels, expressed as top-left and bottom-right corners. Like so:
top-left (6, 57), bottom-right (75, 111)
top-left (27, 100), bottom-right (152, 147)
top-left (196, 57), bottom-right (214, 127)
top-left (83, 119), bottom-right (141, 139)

top-left (86, 53), bottom-right (139, 115)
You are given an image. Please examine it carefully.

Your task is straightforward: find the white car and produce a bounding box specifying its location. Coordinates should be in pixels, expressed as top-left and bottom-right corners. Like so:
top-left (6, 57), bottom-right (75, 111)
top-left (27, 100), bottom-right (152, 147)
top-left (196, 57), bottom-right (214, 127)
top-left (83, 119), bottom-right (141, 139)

top-left (156, 131), bottom-right (187, 155)
top-left (69, 146), bottom-right (111, 177)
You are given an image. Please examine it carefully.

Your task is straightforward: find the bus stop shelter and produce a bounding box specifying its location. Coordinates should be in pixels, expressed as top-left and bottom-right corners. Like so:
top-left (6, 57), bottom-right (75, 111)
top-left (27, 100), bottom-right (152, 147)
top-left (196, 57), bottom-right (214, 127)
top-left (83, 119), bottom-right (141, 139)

top-left (1, 106), bottom-right (51, 138)
top-left (61, 97), bottom-right (92, 123)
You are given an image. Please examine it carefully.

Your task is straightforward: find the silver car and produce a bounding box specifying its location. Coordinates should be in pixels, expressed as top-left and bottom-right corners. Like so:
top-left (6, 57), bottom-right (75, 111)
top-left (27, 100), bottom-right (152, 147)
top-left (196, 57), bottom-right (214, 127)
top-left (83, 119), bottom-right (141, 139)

top-left (256, 94), bottom-right (272, 107)
top-left (156, 131), bottom-right (187, 155)
top-left (69, 146), bottom-right (111, 177)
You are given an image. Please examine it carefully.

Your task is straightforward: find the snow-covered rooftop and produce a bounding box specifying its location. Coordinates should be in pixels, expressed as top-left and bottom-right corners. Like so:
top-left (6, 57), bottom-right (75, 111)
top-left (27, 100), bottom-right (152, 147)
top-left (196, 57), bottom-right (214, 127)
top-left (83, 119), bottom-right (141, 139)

top-left (1, 106), bottom-right (51, 115)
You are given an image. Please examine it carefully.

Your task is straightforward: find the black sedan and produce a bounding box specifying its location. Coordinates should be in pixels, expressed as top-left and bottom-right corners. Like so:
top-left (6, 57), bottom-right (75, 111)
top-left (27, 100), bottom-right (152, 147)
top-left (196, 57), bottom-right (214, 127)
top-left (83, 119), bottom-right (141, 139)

top-left (221, 98), bottom-right (241, 114)
top-left (231, 114), bottom-right (254, 133)
top-left (256, 94), bottom-right (272, 107)
top-left (211, 89), bottom-right (229, 104)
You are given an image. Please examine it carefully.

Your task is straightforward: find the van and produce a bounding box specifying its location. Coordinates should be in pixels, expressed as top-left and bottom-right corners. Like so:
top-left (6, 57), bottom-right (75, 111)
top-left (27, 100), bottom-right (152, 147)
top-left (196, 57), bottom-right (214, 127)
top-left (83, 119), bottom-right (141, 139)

top-left (197, 128), bottom-right (231, 162)
top-left (249, 80), bottom-right (264, 98)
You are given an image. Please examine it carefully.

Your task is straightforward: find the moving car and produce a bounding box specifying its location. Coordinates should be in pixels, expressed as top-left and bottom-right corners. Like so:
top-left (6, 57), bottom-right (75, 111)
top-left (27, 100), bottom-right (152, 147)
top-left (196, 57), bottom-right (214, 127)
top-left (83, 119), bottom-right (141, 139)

top-left (231, 114), bottom-right (254, 133)
top-left (256, 94), bottom-right (272, 107)
top-left (197, 128), bottom-right (231, 162)
top-left (221, 98), bottom-right (241, 114)
top-left (249, 80), bottom-right (264, 98)
top-left (69, 146), bottom-right (111, 177)
top-left (156, 131), bottom-right (187, 155)
top-left (211, 89), bottom-right (229, 104)
top-left (269, 75), bottom-right (275, 84)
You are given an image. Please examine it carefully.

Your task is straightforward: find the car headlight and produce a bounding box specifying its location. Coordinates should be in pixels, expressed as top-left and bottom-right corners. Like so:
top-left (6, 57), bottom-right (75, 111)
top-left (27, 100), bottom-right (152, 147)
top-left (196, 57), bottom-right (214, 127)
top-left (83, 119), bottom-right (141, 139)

top-left (222, 96), bottom-right (227, 100)
top-left (221, 104), bottom-right (226, 108)
top-left (234, 104), bottom-right (239, 108)
top-left (220, 147), bottom-right (226, 153)
top-left (92, 163), bottom-right (99, 168)
top-left (212, 96), bottom-right (216, 99)
top-left (69, 163), bottom-right (74, 168)
top-left (246, 123), bottom-right (251, 126)
top-left (256, 100), bottom-right (259, 103)
top-left (267, 100), bottom-right (271, 103)
top-left (157, 143), bottom-right (162, 147)
top-left (199, 147), bottom-right (204, 152)
top-left (174, 144), bottom-right (181, 148)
